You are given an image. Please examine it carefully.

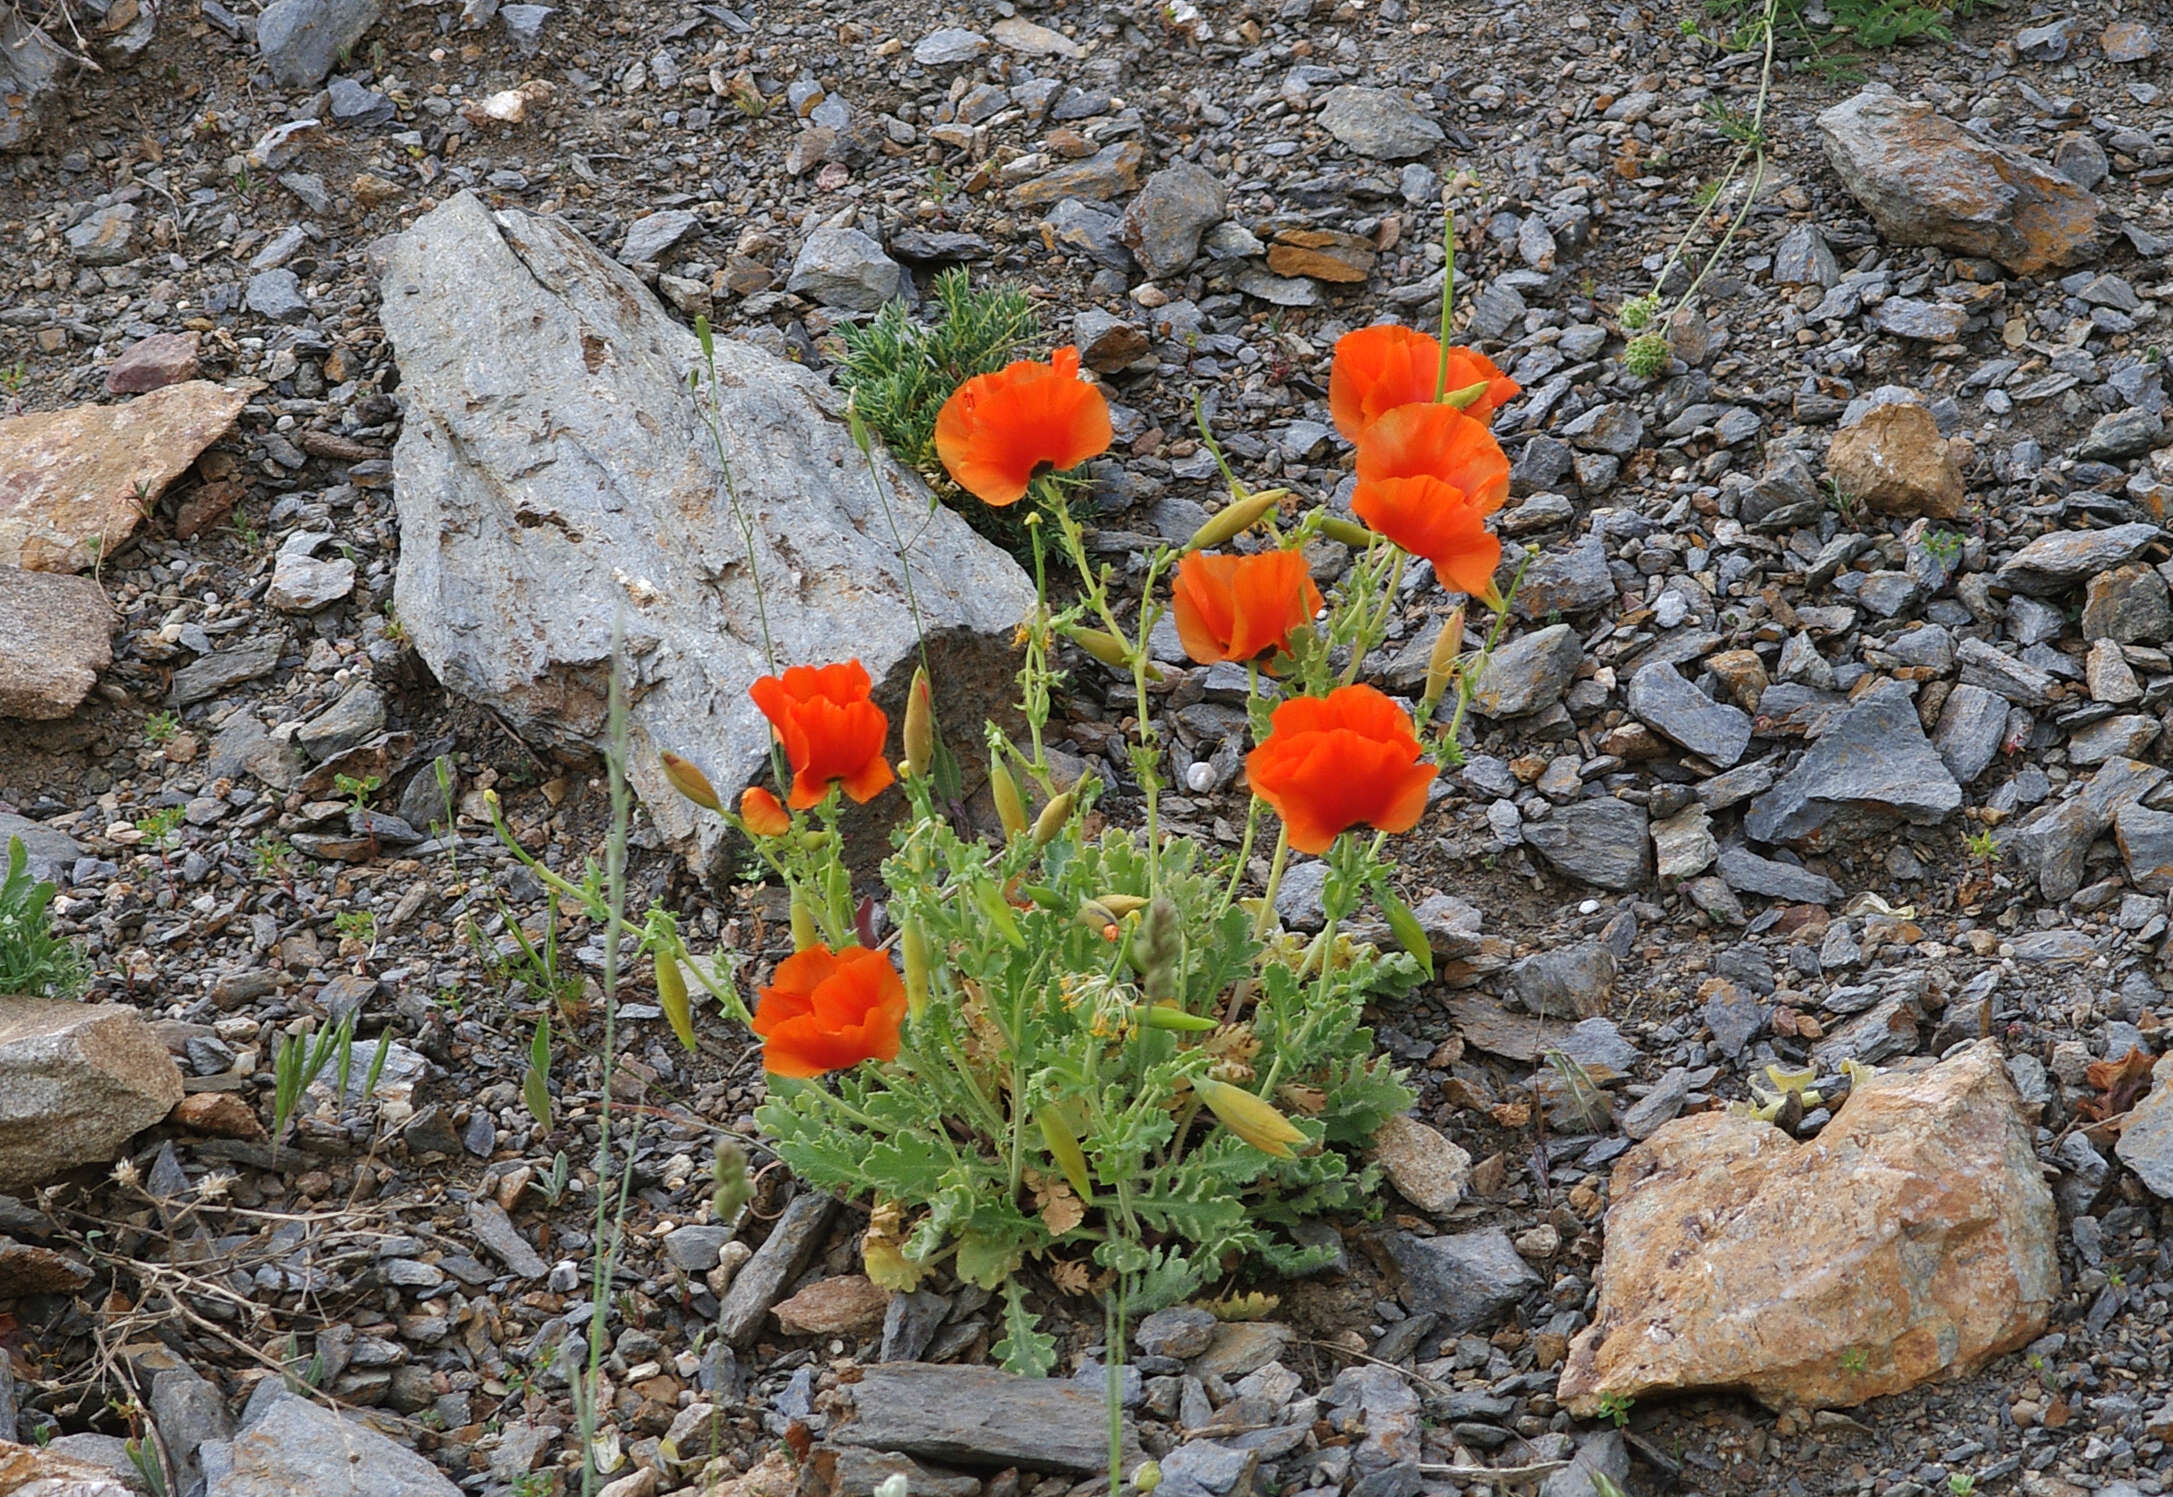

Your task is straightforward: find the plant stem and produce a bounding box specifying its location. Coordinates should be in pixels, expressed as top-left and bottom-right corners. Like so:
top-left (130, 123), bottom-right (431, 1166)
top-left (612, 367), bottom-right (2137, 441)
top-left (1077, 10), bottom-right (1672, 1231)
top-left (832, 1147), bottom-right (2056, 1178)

top-left (1252, 823), bottom-right (1291, 939)
top-left (1434, 204), bottom-right (1456, 402)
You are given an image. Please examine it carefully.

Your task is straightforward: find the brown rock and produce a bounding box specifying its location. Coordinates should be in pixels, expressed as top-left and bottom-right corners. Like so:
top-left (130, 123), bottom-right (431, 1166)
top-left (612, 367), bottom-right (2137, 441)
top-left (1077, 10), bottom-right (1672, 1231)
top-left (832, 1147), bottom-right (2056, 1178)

top-left (1372, 1112), bottom-right (1472, 1214)
top-left (703, 1448), bottom-right (799, 1497)
top-left (0, 381), bottom-right (246, 573)
top-left (104, 332), bottom-right (202, 395)
top-left (773, 1274), bottom-right (891, 1335)
top-left (171, 1090), bottom-right (268, 1140)
top-left (1560, 1041), bottom-right (2056, 1414)
top-left (0, 996), bottom-right (187, 1193)
top-left (1825, 404), bottom-right (1964, 519)
top-left (0, 566), bottom-right (111, 719)
top-left (1266, 228), bottom-right (1376, 283)
top-left (809, 1446), bottom-right (983, 1497)
top-left (0, 1439), bottom-right (135, 1496)
top-left (1010, 141), bottom-right (1144, 206)
top-left (1817, 88), bottom-right (2103, 275)
top-left (0, 1238), bottom-right (92, 1293)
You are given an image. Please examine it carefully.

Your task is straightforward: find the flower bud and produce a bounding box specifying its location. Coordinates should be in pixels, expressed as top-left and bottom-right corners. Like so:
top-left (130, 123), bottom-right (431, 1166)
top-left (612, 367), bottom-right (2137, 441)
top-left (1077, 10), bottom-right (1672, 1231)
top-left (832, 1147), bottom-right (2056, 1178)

top-left (1068, 627), bottom-right (1135, 669)
top-left (1036, 1106), bottom-right (1093, 1199)
top-left (1142, 1002), bottom-right (1217, 1033)
top-left (1095, 893), bottom-right (1150, 918)
top-left (1032, 790), bottom-right (1075, 846)
top-left (1191, 1074), bottom-right (1306, 1158)
top-left (901, 918), bottom-right (932, 1024)
top-left (1317, 516), bottom-right (1374, 549)
top-left (661, 752), bottom-right (723, 812)
top-left (789, 888), bottom-right (819, 951)
top-left (1422, 605), bottom-right (1466, 706)
top-left (990, 758), bottom-right (1028, 838)
top-left (1184, 488), bottom-right (1287, 552)
top-left (656, 952), bottom-right (696, 1052)
top-left (739, 786), bottom-right (789, 837)
top-left (902, 666), bottom-right (934, 778)
top-left (1132, 1463), bottom-right (1163, 1496)
top-left (1078, 899), bottom-right (1122, 940)
top-left (1441, 378), bottom-right (1493, 410)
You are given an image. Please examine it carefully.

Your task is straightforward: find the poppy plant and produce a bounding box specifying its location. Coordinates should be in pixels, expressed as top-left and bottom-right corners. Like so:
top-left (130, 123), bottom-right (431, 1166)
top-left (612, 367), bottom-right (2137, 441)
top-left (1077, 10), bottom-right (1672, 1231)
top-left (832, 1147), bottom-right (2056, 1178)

top-left (751, 943), bottom-right (909, 1079)
top-left (933, 346), bottom-right (1114, 506)
top-left (1354, 401), bottom-right (1511, 516)
top-left (739, 786), bottom-right (791, 837)
top-left (1351, 475), bottom-right (1504, 598)
top-left (1328, 324), bottom-right (1522, 441)
top-left (749, 660), bottom-right (895, 810)
top-left (1171, 549), bottom-right (1324, 668)
top-left (1245, 684), bottom-right (1438, 854)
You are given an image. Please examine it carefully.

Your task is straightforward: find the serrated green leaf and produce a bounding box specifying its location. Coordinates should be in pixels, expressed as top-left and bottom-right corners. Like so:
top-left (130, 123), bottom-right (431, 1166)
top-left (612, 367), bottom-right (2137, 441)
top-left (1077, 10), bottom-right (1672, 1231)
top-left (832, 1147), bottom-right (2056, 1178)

top-left (955, 1226), bottom-right (1028, 1290)
top-left (992, 1279), bottom-right (1057, 1377)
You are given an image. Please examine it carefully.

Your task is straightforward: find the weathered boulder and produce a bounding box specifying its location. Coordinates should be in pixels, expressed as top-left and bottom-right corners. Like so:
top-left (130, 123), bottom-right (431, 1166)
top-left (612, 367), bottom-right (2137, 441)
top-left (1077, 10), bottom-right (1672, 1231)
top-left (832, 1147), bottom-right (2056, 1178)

top-left (0, 381), bottom-right (246, 573)
top-left (1560, 1041), bottom-right (2056, 1414)
top-left (832, 1364), bottom-right (1135, 1474)
top-left (380, 193), bottom-right (1035, 876)
top-left (0, 568), bottom-right (111, 719)
top-left (0, 8), bottom-right (70, 152)
top-left (0, 996), bottom-right (185, 1192)
top-left (206, 1392), bottom-right (460, 1496)
top-left (1817, 87), bottom-right (2104, 274)
top-left (1824, 403), bottom-right (1965, 519)
top-left (0, 1439), bottom-right (135, 1496)
top-left (1745, 679), bottom-right (1960, 847)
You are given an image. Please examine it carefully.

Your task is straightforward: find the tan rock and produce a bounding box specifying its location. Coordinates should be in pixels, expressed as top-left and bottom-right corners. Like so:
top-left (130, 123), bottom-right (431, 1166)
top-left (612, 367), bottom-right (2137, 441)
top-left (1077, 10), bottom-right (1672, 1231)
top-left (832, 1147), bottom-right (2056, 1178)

top-left (1010, 141), bottom-right (1143, 206)
top-left (0, 1438), bottom-right (136, 1496)
top-left (703, 1447), bottom-right (802, 1497)
top-left (1266, 229), bottom-right (1377, 284)
top-left (1825, 404), bottom-right (1964, 519)
top-left (1817, 88), bottom-right (2103, 274)
top-left (1560, 1040), bottom-right (2055, 1414)
top-left (0, 567), bottom-right (111, 719)
top-left (170, 1090), bottom-right (268, 1140)
top-left (0, 381), bottom-right (245, 573)
top-left (1371, 1113), bottom-right (1472, 1215)
top-left (0, 996), bottom-right (186, 1193)
top-left (773, 1273), bottom-right (891, 1335)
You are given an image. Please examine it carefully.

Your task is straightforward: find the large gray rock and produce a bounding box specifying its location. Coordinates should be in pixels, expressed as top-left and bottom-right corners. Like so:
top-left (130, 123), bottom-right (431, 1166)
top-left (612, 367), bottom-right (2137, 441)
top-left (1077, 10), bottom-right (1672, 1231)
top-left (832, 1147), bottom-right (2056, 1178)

top-left (256, 0), bottom-right (383, 88)
top-left (0, 8), bottom-right (70, 151)
top-left (1995, 523), bottom-right (2161, 595)
top-left (1380, 1227), bottom-right (1541, 1332)
top-left (0, 568), bottom-right (111, 720)
top-left (381, 193), bottom-right (1035, 875)
top-left (0, 997), bottom-right (184, 1192)
top-left (1816, 87), bottom-right (2103, 274)
top-left (786, 226), bottom-right (906, 311)
top-left (1524, 798), bottom-right (1650, 891)
top-left (1626, 661), bottom-right (1751, 767)
top-left (1316, 86), bottom-right (1444, 160)
top-left (1470, 623), bottom-right (1581, 718)
top-left (1121, 163), bottom-right (1228, 280)
top-left (207, 1393), bottom-right (459, 1496)
top-left (1744, 680), bottom-right (1960, 847)
top-left (834, 1364), bottom-right (1134, 1474)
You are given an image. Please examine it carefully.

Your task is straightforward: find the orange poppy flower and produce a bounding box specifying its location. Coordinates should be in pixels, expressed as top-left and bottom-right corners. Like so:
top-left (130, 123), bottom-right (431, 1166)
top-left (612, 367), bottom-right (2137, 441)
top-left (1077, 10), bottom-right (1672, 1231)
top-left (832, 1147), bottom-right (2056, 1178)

top-left (739, 786), bottom-right (790, 837)
top-left (1354, 402), bottom-right (1511, 516)
top-left (933, 347), bottom-right (1114, 506)
top-left (751, 943), bottom-right (908, 1079)
top-left (1171, 550), bottom-right (1324, 668)
top-left (749, 661), bottom-right (895, 810)
top-left (1351, 476), bottom-right (1504, 598)
top-left (1328, 325), bottom-right (1522, 440)
top-left (1245, 684), bottom-right (1438, 854)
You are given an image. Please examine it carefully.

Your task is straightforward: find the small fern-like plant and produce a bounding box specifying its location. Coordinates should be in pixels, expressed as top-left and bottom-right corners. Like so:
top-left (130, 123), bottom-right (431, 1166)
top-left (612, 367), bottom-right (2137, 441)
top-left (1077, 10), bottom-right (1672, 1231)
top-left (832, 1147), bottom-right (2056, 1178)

top-left (837, 268), bottom-right (1041, 556)
top-left (0, 836), bottom-right (85, 998)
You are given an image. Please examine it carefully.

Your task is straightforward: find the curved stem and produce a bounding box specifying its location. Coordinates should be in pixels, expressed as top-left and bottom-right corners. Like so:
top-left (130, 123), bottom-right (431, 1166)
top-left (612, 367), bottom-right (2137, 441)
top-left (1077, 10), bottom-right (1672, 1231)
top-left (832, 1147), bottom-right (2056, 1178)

top-left (1252, 823), bottom-right (1292, 940)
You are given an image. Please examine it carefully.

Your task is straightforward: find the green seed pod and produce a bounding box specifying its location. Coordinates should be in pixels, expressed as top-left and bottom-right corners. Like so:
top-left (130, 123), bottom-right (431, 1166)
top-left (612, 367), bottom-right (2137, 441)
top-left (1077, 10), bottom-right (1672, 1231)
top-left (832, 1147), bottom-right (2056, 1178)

top-left (902, 667), bottom-right (934, 778)
top-left (656, 952), bottom-right (696, 1052)
top-left (1142, 1002), bottom-right (1217, 1033)
top-left (1036, 1107), bottom-right (1093, 1200)
top-left (901, 918), bottom-right (932, 1024)
top-left (1183, 488), bottom-right (1286, 552)
top-left (789, 888), bottom-right (819, 951)
top-left (660, 752), bottom-right (722, 812)
top-left (1317, 516), bottom-right (1375, 549)
top-left (1068, 628), bottom-right (1135, 669)
top-left (1031, 790), bottom-right (1075, 846)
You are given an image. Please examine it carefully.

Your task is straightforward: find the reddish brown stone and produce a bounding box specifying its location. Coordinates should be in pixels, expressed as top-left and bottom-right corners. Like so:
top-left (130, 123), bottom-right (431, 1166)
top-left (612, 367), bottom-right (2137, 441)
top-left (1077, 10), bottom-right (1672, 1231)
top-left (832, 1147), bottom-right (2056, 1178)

top-left (104, 331), bottom-right (202, 395)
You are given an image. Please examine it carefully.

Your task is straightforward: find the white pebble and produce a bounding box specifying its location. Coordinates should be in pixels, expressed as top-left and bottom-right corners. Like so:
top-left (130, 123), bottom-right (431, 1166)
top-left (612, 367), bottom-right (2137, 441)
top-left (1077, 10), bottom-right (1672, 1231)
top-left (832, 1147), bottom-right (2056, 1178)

top-left (1186, 761), bottom-right (1215, 792)
top-left (1578, 899), bottom-right (1601, 915)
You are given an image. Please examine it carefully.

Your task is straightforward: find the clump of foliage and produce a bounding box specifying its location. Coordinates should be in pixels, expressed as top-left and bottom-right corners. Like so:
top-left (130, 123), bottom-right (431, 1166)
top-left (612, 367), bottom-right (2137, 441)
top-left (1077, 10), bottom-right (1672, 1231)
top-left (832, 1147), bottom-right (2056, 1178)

top-left (836, 268), bottom-right (1041, 554)
top-left (1698, 0), bottom-right (1994, 56)
top-left (0, 835), bottom-right (85, 998)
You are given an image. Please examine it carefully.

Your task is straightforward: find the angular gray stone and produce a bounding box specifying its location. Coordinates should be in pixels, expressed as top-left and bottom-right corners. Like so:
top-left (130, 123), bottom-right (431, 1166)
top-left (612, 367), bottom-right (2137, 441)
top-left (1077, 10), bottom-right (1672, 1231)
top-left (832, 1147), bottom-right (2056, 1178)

top-left (0, 997), bottom-right (184, 1192)
top-left (1136, 1306), bottom-right (1217, 1360)
top-left (911, 27), bottom-right (988, 65)
top-left (380, 193), bottom-right (1033, 876)
top-left (1380, 1228), bottom-right (1541, 1332)
top-left (1560, 402), bottom-right (1643, 456)
top-left (620, 208), bottom-right (702, 266)
top-left (1511, 534), bottom-right (1615, 619)
top-left (1816, 86), bottom-right (2104, 275)
top-left (326, 76), bottom-right (396, 127)
top-left (0, 811), bottom-right (83, 883)
top-left (718, 1190), bottom-right (836, 1346)
top-left (2116, 802), bottom-right (2173, 895)
top-left (786, 226), bottom-right (905, 311)
top-left (296, 683), bottom-right (386, 760)
top-left (835, 1364), bottom-right (1134, 1474)
top-left (0, 7), bottom-right (71, 150)
top-left (1872, 297), bottom-right (1967, 342)
top-left (1714, 845), bottom-right (1841, 904)
top-left (1932, 682), bottom-right (2008, 784)
top-left (1523, 798), bottom-right (1650, 891)
top-left (1510, 941), bottom-right (1615, 1019)
top-left (256, 0), bottom-right (383, 89)
top-left (1470, 623), bottom-right (1581, 718)
top-left (1316, 86), bottom-right (1443, 160)
top-left (1745, 680), bottom-right (1960, 846)
top-left (1651, 803), bottom-right (1717, 879)
top-left (2071, 714), bottom-right (2160, 767)
top-left (2115, 1055), bottom-right (2173, 1200)
top-left (1955, 636), bottom-right (2056, 707)
top-left (1772, 224), bottom-right (1838, 287)
top-left (0, 567), bottom-right (111, 720)
top-left (1626, 661), bottom-right (1752, 768)
top-left (2078, 408), bottom-right (2165, 461)
top-left (2081, 565), bottom-right (2172, 645)
top-left (268, 549), bottom-right (356, 612)
top-left (467, 1197), bottom-right (548, 1278)
top-left (1995, 523), bottom-right (2160, 595)
top-left (245, 269), bottom-right (310, 323)
top-left (65, 203), bottom-right (136, 266)
top-left (1121, 163), bottom-right (1228, 280)
top-left (152, 1364), bottom-right (234, 1497)
top-left (208, 1392), bottom-right (458, 1496)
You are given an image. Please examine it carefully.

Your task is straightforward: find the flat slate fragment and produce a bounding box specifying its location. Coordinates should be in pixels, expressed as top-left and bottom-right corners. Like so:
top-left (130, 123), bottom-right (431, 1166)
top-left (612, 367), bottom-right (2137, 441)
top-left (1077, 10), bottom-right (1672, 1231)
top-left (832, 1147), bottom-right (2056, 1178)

top-left (834, 1363), bottom-right (1137, 1474)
